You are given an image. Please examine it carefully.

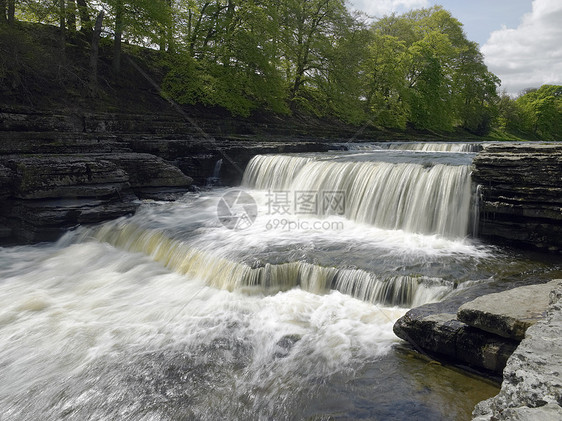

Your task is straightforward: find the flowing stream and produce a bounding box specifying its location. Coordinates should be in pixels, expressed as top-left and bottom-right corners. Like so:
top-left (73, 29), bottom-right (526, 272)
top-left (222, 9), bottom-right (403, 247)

top-left (1, 144), bottom-right (560, 420)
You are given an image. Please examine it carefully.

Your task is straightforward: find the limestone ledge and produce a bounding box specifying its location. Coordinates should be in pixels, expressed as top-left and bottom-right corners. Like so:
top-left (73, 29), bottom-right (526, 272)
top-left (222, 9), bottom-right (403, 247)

top-left (472, 281), bottom-right (562, 420)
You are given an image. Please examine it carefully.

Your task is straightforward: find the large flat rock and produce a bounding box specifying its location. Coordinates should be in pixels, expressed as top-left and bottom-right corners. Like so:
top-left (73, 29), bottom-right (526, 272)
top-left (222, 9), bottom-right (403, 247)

top-left (393, 282), bottom-right (524, 373)
top-left (473, 280), bottom-right (562, 420)
top-left (458, 280), bottom-right (559, 340)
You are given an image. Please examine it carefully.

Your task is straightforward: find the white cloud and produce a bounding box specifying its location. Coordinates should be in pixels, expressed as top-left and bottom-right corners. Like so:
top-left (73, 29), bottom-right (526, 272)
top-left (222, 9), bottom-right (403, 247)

top-left (482, 0), bottom-right (562, 96)
top-left (348, 0), bottom-right (428, 18)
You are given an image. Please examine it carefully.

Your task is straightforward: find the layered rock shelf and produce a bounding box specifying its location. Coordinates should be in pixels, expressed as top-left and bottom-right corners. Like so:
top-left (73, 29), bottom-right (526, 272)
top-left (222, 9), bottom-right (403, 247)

top-left (394, 280), bottom-right (561, 374)
top-left (473, 143), bottom-right (562, 253)
top-left (0, 108), bottom-right (332, 244)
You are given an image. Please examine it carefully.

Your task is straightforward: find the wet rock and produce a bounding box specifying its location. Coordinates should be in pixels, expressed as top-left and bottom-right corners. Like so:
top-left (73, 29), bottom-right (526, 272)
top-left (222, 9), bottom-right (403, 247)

top-left (0, 153), bottom-right (192, 243)
top-left (473, 281), bottom-right (562, 420)
top-left (393, 306), bottom-right (517, 373)
top-left (1, 155), bottom-right (130, 199)
top-left (4, 195), bottom-right (139, 243)
top-left (274, 334), bottom-right (302, 359)
top-left (0, 163), bottom-right (13, 199)
top-left (458, 280), bottom-right (558, 340)
top-left (99, 153), bottom-right (193, 190)
top-left (473, 143), bottom-right (562, 253)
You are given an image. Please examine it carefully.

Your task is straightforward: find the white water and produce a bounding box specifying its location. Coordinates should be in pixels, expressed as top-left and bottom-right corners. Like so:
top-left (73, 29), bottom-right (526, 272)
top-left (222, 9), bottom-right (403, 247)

top-left (243, 154), bottom-right (474, 238)
top-left (1, 145), bottom-right (530, 420)
top-left (0, 242), bottom-right (406, 420)
top-left (75, 219), bottom-right (453, 306)
top-left (345, 142), bottom-right (485, 152)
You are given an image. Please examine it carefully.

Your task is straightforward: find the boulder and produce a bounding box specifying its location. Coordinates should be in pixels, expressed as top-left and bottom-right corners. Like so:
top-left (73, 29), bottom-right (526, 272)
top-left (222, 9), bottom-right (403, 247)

top-left (458, 280), bottom-right (558, 340)
top-left (4, 195), bottom-right (140, 243)
top-left (393, 282), bottom-right (522, 373)
top-left (473, 281), bottom-right (562, 420)
top-left (394, 306), bottom-right (517, 373)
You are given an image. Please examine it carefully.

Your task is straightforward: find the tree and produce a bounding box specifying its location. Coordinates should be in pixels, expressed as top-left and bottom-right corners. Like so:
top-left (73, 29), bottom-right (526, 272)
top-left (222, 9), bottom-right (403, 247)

top-left (365, 6), bottom-right (499, 132)
top-left (452, 42), bottom-right (499, 134)
top-left (2, 0), bottom-right (15, 23)
top-left (1, 0), bottom-right (6, 23)
top-left (363, 32), bottom-right (409, 128)
top-left (76, 0), bottom-right (90, 31)
top-left (163, 0), bottom-right (289, 116)
top-left (104, 0), bottom-right (172, 74)
top-left (516, 85), bottom-right (562, 139)
top-left (277, 0), bottom-right (349, 107)
top-left (89, 10), bottom-right (104, 93)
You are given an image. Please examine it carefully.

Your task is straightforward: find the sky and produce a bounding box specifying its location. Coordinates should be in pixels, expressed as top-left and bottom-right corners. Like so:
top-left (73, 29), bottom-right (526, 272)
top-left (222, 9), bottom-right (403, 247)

top-left (348, 0), bottom-right (562, 96)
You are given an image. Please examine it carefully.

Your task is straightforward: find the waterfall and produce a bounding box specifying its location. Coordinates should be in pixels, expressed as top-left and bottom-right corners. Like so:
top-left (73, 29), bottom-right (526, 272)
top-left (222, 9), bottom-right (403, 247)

top-left (79, 221), bottom-right (451, 307)
top-left (243, 155), bottom-right (474, 238)
top-left (206, 159), bottom-right (223, 186)
top-left (241, 155), bottom-right (314, 190)
top-left (345, 142), bottom-right (484, 152)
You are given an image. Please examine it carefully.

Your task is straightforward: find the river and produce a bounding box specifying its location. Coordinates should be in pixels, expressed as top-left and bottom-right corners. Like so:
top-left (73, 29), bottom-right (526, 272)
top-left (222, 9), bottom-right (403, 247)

top-left (1, 143), bottom-right (560, 420)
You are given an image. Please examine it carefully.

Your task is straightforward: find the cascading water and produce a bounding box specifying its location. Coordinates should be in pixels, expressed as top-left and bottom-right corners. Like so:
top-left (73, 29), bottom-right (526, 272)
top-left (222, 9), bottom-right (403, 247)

top-left (2, 142), bottom-right (559, 420)
top-left (345, 142), bottom-right (486, 152)
top-left (78, 220), bottom-right (452, 306)
top-left (206, 158), bottom-right (223, 186)
top-left (243, 154), bottom-right (474, 237)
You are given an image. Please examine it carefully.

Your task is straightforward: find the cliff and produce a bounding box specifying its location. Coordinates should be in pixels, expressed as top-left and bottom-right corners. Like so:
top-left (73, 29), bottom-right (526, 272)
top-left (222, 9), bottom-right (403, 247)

top-left (473, 143), bottom-right (562, 253)
top-left (0, 107), bottom-right (333, 244)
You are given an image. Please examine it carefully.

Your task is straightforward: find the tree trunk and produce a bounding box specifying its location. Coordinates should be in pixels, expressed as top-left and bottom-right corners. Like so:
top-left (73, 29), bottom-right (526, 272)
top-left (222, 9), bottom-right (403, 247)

top-left (59, 0), bottom-right (66, 57)
top-left (76, 0), bottom-right (91, 32)
top-left (0, 0), bottom-right (7, 23)
top-left (66, 0), bottom-right (76, 31)
top-left (89, 10), bottom-right (104, 94)
top-left (112, 0), bottom-right (123, 74)
top-left (7, 0), bottom-right (14, 24)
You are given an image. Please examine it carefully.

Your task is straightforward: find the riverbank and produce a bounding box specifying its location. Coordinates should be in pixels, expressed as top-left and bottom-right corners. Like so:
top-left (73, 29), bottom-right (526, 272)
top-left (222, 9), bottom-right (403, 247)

top-left (472, 281), bottom-right (562, 420)
top-left (394, 278), bottom-right (562, 418)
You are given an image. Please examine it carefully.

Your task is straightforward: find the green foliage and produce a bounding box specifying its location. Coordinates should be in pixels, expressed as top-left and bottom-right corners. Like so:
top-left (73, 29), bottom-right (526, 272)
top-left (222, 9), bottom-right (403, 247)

top-left (515, 85), bottom-right (562, 140)
top-left (15, 0), bottom-right (560, 139)
top-left (367, 6), bottom-right (499, 133)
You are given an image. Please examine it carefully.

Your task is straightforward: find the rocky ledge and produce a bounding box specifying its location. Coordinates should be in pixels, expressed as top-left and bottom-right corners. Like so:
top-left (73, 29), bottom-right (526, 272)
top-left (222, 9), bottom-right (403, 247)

top-left (0, 153), bottom-right (192, 243)
top-left (0, 109), bottom-right (334, 244)
top-left (473, 143), bottom-right (562, 253)
top-left (472, 281), bottom-right (562, 420)
top-left (394, 280), bottom-right (561, 374)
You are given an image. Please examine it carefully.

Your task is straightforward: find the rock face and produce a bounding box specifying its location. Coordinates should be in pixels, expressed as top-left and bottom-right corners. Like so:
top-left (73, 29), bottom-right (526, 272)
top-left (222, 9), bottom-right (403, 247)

top-left (473, 281), bottom-right (562, 420)
top-left (393, 283), bottom-right (521, 373)
top-left (458, 280), bottom-right (558, 340)
top-left (394, 279), bottom-right (559, 374)
top-left (0, 151), bottom-right (194, 243)
top-left (0, 107), bottom-right (335, 244)
top-left (473, 143), bottom-right (562, 253)
top-left (2, 155), bottom-right (130, 199)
